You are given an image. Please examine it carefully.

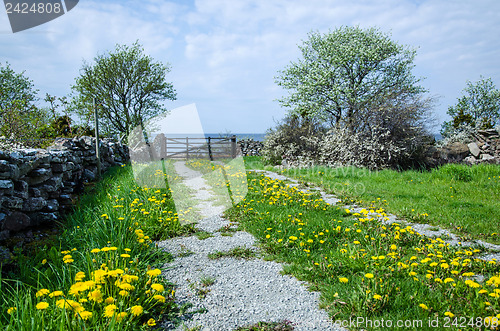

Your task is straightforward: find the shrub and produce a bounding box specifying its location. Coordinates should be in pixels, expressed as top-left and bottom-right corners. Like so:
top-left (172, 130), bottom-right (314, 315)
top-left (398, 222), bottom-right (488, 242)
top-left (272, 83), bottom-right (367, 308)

top-left (262, 116), bottom-right (325, 166)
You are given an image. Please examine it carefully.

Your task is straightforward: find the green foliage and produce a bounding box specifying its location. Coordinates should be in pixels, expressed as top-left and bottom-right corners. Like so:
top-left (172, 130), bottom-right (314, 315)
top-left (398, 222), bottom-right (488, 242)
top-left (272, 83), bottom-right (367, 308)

top-left (436, 163), bottom-right (473, 182)
top-left (0, 62), bottom-right (54, 144)
top-left (0, 165), bottom-right (194, 329)
top-left (276, 26), bottom-right (427, 132)
top-left (442, 77), bottom-right (500, 136)
top-left (262, 116), bottom-right (326, 165)
top-left (273, 26), bottom-right (435, 169)
top-left (71, 41), bottom-right (177, 139)
top-left (225, 171), bottom-right (500, 327)
top-left (0, 62), bottom-right (37, 110)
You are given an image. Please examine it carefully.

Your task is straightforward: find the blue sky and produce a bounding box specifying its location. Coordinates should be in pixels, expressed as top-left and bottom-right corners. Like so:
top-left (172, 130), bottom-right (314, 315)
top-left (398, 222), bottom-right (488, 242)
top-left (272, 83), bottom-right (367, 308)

top-left (1, 0), bottom-right (499, 134)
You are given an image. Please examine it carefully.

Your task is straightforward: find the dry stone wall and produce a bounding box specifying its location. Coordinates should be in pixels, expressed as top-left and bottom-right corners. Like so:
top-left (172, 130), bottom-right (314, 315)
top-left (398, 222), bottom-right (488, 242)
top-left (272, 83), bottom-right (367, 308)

top-left (238, 139), bottom-right (263, 156)
top-left (0, 137), bottom-right (129, 241)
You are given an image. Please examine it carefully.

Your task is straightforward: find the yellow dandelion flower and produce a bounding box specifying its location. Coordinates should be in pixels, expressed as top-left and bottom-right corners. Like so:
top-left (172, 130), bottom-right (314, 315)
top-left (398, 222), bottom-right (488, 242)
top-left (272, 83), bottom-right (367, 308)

top-left (419, 303), bottom-right (429, 310)
top-left (78, 311), bottom-right (92, 320)
top-left (36, 289), bottom-right (50, 298)
top-left (130, 305), bottom-right (143, 316)
top-left (7, 307), bottom-right (16, 315)
top-left (147, 269), bottom-right (162, 277)
top-left (119, 290), bottom-right (129, 297)
top-left (338, 277), bottom-right (348, 283)
top-left (151, 283), bottom-right (164, 292)
top-left (103, 304), bottom-right (117, 318)
top-left (49, 291), bottom-right (64, 298)
top-left (147, 318), bottom-right (156, 326)
top-left (104, 297), bottom-right (115, 304)
top-left (88, 289), bottom-right (103, 303)
top-left (153, 294), bottom-right (166, 302)
top-left (373, 294), bottom-right (382, 300)
top-left (365, 273), bottom-right (374, 279)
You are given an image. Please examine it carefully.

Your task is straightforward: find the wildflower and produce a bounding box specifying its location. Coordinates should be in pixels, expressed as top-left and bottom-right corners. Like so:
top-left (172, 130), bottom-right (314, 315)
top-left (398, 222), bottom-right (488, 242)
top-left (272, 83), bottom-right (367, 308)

top-left (120, 254), bottom-right (131, 258)
top-left (390, 245), bottom-right (397, 250)
top-left (147, 318), bottom-right (156, 326)
top-left (373, 294), bottom-right (382, 300)
top-left (153, 294), bottom-right (166, 302)
top-left (88, 289), bottom-right (103, 303)
top-left (36, 289), bottom-right (50, 298)
top-left (116, 312), bottom-right (128, 322)
top-left (49, 291), bottom-right (64, 298)
top-left (147, 269), bottom-right (162, 277)
top-left (41, 259), bottom-right (47, 264)
top-left (119, 290), bottom-right (129, 297)
top-left (91, 248), bottom-right (101, 253)
top-left (103, 304), bottom-right (117, 318)
top-left (75, 272), bottom-right (86, 282)
top-left (130, 305), bottom-right (143, 316)
top-left (444, 312), bottom-right (454, 318)
top-left (419, 303), bottom-right (429, 310)
top-left (105, 297), bottom-right (115, 304)
top-left (118, 283), bottom-right (135, 291)
top-left (339, 277), bottom-right (348, 283)
top-left (151, 283), bottom-right (164, 292)
top-left (444, 278), bottom-right (455, 284)
top-left (78, 311), bottom-right (92, 320)
top-left (7, 307), bottom-right (16, 315)
top-left (365, 273), bottom-right (374, 279)
top-left (36, 302), bottom-right (49, 310)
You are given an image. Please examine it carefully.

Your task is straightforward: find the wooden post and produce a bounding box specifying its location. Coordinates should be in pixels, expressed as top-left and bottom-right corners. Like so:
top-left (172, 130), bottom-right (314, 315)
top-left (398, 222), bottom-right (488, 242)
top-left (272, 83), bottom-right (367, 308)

top-left (94, 98), bottom-right (101, 178)
top-left (186, 137), bottom-right (189, 160)
top-left (231, 135), bottom-right (236, 158)
top-left (207, 137), bottom-right (213, 161)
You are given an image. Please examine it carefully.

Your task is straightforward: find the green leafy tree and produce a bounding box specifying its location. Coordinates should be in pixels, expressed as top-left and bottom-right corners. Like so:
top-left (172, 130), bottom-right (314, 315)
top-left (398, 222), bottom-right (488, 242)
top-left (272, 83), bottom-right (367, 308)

top-left (0, 63), bottom-right (53, 144)
top-left (442, 77), bottom-right (500, 136)
top-left (0, 62), bottom-right (38, 111)
top-left (275, 26), bottom-right (428, 133)
top-left (71, 42), bottom-right (176, 139)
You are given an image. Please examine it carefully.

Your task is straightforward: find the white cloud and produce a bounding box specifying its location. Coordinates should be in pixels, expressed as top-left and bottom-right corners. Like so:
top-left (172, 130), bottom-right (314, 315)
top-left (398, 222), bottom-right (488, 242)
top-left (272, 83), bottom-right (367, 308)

top-left (1, 0), bottom-right (499, 132)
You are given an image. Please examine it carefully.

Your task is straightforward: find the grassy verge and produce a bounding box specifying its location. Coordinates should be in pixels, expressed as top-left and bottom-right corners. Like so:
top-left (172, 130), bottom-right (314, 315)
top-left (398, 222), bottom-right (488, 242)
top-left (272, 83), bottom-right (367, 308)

top-left (0, 164), bottom-right (195, 330)
top-left (279, 163), bottom-right (500, 245)
top-left (225, 170), bottom-right (500, 330)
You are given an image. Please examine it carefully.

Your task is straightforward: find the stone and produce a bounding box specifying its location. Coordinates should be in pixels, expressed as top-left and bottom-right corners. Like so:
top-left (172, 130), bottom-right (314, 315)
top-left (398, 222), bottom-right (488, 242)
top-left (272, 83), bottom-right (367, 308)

top-left (22, 197), bottom-right (47, 212)
top-left (26, 168), bottom-right (52, 185)
top-left (83, 168), bottom-right (96, 181)
top-left (0, 179), bottom-right (13, 189)
top-left (480, 154), bottom-right (496, 162)
top-left (29, 212), bottom-right (58, 225)
top-left (3, 196), bottom-right (24, 209)
top-left (463, 156), bottom-right (477, 165)
top-left (13, 180), bottom-right (29, 199)
top-left (2, 211), bottom-right (31, 231)
top-left (467, 142), bottom-right (481, 158)
top-left (51, 163), bottom-right (67, 173)
top-left (45, 199), bottom-right (59, 212)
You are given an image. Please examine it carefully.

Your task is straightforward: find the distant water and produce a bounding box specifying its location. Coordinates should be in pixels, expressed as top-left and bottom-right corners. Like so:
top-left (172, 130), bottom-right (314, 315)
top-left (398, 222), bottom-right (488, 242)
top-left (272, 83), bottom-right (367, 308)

top-left (205, 133), bottom-right (266, 142)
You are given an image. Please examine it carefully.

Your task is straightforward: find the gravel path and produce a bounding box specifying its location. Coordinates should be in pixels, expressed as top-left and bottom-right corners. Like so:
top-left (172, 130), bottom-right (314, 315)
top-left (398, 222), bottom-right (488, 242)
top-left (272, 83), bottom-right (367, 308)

top-left (158, 166), bottom-right (499, 330)
top-left (158, 163), bottom-right (342, 330)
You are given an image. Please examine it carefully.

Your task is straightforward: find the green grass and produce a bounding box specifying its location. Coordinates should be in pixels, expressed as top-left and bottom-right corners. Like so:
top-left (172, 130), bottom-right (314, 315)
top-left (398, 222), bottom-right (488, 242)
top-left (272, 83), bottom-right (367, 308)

top-left (225, 170), bottom-right (500, 330)
top-left (0, 164), bottom-right (195, 330)
top-left (235, 320), bottom-right (294, 330)
top-left (255, 161), bottom-right (500, 245)
top-left (194, 231), bottom-right (214, 240)
top-left (207, 247), bottom-right (256, 260)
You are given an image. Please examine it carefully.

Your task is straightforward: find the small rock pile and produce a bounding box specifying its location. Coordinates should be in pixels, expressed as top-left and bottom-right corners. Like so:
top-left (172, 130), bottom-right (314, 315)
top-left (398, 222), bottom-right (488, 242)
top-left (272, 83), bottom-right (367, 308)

top-left (238, 139), bottom-right (263, 156)
top-left (425, 129), bottom-right (500, 166)
top-left (0, 137), bottom-right (129, 242)
top-left (463, 129), bottom-right (500, 164)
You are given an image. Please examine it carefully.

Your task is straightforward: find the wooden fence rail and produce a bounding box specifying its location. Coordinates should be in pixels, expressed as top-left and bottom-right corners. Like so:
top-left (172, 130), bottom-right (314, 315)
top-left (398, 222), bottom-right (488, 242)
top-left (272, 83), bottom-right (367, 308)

top-left (149, 135), bottom-right (238, 161)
